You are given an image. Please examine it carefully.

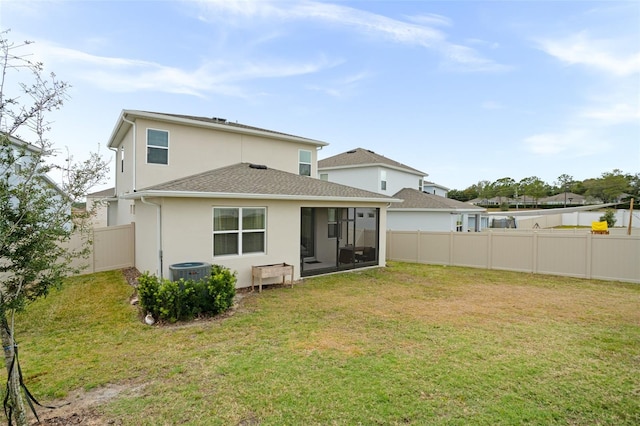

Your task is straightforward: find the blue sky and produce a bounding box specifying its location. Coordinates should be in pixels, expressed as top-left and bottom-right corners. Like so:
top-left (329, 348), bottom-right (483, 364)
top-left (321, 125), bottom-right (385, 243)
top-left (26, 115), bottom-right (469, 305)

top-left (1, 0), bottom-right (638, 192)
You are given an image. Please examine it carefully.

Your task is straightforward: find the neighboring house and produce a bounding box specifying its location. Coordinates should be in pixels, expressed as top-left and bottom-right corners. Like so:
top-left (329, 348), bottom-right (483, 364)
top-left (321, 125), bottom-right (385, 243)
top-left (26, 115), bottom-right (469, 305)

top-left (539, 192), bottom-right (587, 206)
top-left (388, 188), bottom-right (487, 232)
top-left (318, 148), bottom-right (486, 232)
top-left (1, 133), bottom-right (69, 219)
top-left (469, 196), bottom-right (502, 206)
top-left (422, 181), bottom-right (449, 197)
top-left (85, 187), bottom-right (115, 228)
top-left (317, 148), bottom-right (426, 196)
top-left (106, 111), bottom-right (397, 286)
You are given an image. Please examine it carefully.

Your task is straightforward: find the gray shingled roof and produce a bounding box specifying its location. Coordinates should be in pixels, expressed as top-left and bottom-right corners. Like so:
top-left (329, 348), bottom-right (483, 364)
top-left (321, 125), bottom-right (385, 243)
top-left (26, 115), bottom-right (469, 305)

top-left (149, 111), bottom-right (323, 143)
top-left (87, 187), bottom-right (115, 198)
top-left (389, 188), bottom-right (485, 211)
top-left (135, 163), bottom-right (397, 201)
top-left (108, 110), bottom-right (328, 149)
top-left (318, 148), bottom-right (426, 175)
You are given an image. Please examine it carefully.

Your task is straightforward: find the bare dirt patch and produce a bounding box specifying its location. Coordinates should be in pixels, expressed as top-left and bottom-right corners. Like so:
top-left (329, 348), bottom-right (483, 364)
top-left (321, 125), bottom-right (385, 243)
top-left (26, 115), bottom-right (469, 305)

top-left (30, 382), bottom-right (145, 425)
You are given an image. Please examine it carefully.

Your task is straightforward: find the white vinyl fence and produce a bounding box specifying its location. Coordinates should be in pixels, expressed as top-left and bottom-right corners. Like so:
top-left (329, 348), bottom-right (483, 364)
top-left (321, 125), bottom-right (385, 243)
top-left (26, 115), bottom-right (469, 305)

top-left (387, 230), bottom-right (640, 284)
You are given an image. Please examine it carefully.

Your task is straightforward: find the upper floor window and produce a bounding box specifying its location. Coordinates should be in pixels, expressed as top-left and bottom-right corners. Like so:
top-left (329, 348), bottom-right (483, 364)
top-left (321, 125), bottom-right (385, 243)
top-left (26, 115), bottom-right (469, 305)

top-left (320, 173), bottom-right (328, 181)
top-left (299, 150), bottom-right (311, 176)
top-left (380, 170), bottom-right (387, 191)
top-left (418, 179), bottom-right (423, 191)
top-left (213, 207), bottom-right (266, 257)
top-left (147, 129), bottom-right (168, 165)
top-left (120, 146), bottom-right (125, 173)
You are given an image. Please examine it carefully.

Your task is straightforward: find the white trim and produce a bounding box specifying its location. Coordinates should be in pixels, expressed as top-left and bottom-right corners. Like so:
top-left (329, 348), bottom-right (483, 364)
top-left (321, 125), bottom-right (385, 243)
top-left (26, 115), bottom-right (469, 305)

top-left (146, 127), bottom-right (169, 165)
top-left (123, 190), bottom-right (402, 203)
top-left (298, 149), bottom-right (312, 176)
top-left (212, 206), bottom-right (267, 258)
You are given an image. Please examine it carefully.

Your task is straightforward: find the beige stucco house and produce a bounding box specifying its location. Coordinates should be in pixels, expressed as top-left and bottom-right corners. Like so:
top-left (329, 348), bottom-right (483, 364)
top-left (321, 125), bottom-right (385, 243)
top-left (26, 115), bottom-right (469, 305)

top-left (318, 148), bottom-right (486, 232)
top-left (106, 111), bottom-right (397, 287)
top-left (85, 187), bottom-right (115, 228)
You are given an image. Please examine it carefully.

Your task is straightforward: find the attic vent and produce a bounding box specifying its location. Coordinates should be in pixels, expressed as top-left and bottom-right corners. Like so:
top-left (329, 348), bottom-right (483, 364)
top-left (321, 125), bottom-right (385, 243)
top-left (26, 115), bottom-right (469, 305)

top-left (347, 150), bottom-right (357, 154)
top-left (249, 164), bottom-right (268, 170)
top-left (211, 117), bottom-right (227, 123)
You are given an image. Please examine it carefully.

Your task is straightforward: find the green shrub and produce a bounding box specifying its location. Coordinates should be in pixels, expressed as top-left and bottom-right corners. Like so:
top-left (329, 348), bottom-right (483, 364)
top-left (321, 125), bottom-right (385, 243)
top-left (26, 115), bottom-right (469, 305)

top-left (599, 209), bottom-right (617, 228)
top-left (137, 265), bottom-right (237, 323)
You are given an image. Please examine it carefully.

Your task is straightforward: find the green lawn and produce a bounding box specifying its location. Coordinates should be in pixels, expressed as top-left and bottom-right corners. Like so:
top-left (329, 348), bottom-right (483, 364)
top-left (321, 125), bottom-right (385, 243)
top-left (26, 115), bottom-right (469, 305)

top-left (5, 262), bottom-right (640, 425)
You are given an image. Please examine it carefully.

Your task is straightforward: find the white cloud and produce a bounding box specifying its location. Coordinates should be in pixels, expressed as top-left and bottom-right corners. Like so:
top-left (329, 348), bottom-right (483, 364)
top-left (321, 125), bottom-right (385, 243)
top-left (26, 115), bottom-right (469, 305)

top-left (529, 25), bottom-right (639, 158)
top-left (307, 70), bottom-right (372, 98)
top-left (29, 41), bottom-right (339, 97)
top-left (523, 128), bottom-right (610, 157)
top-left (536, 31), bottom-right (640, 76)
top-left (405, 13), bottom-right (452, 27)
top-left (581, 103), bottom-right (640, 125)
top-left (195, 0), bottom-right (509, 72)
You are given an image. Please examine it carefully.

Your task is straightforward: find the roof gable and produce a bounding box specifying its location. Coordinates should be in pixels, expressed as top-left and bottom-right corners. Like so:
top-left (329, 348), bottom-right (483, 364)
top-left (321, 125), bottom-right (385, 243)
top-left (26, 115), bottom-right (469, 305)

top-left (318, 148), bottom-right (426, 176)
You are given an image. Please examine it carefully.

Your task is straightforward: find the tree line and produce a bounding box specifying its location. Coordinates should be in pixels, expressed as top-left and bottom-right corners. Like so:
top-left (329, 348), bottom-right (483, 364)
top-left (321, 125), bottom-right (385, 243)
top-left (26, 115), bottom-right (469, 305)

top-left (448, 170), bottom-right (639, 207)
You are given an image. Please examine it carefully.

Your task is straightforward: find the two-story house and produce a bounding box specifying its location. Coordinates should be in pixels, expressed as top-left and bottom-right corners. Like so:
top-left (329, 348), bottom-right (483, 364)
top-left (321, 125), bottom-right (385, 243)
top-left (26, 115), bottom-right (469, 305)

top-left (318, 148), bottom-right (486, 232)
top-left (106, 111), bottom-right (397, 287)
top-left (2, 133), bottom-right (69, 217)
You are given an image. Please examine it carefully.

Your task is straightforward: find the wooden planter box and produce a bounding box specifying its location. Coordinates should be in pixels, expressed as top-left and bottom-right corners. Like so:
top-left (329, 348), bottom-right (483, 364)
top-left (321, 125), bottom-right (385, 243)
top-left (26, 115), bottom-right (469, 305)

top-left (251, 263), bottom-right (294, 292)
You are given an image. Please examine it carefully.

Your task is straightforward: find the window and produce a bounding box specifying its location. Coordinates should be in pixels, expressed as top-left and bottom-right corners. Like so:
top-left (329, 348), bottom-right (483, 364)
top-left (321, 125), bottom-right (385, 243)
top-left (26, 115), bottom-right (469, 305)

top-left (299, 150), bottom-right (311, 176)
top-left (120, 146), bottom-right (125, 173)
top-left (380, 170), bottom-right (387, 191)
top-left (147, 129), bottom-right (168, 165)
top-left (320, 173), bottom-right (328, 181)
top-left (213, 207), bottom-right (266, 256)
top-left (418, 179), bottom-right (423, 191)
top-left (327, 208), bottom-right (337, 238)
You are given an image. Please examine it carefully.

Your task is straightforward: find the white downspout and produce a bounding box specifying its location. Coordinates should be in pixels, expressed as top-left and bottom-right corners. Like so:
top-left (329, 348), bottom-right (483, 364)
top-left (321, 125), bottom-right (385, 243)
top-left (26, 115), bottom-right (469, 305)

top-left (122, 116), bottom-right (137, 192)
top-left (141, 196), bottom-right (163, 279)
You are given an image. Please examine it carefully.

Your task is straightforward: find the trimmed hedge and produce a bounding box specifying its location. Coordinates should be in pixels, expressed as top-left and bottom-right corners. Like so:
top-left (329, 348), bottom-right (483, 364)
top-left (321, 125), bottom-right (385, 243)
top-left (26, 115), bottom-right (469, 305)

top-left (137, 264), bottom-right (237, 323)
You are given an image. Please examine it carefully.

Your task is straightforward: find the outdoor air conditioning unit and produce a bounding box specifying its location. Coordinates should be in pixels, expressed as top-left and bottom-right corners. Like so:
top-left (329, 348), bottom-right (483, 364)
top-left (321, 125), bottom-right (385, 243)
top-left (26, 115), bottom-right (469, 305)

top-left (169, 262), bottom-right (211, 282)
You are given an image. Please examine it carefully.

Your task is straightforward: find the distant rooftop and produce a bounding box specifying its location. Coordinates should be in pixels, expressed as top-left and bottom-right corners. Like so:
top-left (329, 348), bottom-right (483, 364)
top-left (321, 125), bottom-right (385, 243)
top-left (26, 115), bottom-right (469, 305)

top-left (318, 147), bottom-right (427, 176)
top-left (390, 188), bottom-right (485, 211)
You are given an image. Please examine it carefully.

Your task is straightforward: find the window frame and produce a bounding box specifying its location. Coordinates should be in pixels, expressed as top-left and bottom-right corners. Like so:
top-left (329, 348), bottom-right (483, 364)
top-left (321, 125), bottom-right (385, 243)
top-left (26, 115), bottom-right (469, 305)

top-left (380, 170), bottom-right (387, 191)
top-left (146, 128), bottom-right (169, 165)
top-left (212, 206), bottom-right (267, 257)
top-left (298, 149), bottom-right (312, 176)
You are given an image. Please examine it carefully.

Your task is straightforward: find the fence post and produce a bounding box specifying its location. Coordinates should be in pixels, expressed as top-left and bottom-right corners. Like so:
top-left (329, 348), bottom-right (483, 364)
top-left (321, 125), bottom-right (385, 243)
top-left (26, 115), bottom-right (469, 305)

top-left (416, 230), bottom-right (421, 263)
